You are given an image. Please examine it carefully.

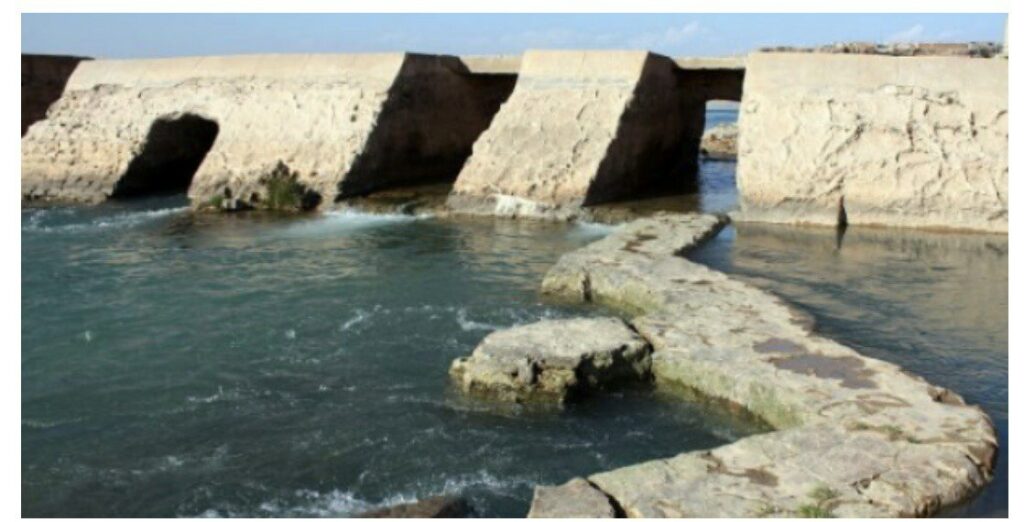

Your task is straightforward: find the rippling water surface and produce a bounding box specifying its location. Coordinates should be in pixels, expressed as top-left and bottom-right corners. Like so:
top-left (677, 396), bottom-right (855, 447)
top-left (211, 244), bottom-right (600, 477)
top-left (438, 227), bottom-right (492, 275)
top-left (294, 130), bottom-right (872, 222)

top-left (22, 198), bottom-right (765, 517)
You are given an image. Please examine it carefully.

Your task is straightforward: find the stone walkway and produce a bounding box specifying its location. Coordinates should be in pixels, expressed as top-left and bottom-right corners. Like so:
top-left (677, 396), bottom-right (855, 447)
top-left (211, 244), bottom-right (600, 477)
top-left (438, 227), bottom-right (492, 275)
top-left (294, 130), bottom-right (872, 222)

top-left (524, 214), bottom-right (997, 517)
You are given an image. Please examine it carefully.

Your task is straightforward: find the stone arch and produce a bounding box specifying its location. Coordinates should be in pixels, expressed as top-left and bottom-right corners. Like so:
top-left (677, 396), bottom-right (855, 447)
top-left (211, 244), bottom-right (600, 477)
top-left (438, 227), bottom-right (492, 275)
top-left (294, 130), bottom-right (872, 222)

top-left (112, 113), bottom-right (219, 198)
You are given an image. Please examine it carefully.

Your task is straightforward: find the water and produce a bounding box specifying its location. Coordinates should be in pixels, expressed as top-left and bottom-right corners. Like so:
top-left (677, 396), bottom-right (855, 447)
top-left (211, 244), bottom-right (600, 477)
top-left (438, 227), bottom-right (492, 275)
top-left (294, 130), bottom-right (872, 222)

top-left (687, 224), bottom-right (1008, 517)
top-left (704, 107), bottom-right (738, 130)
top-left (23, 107), bottom-right (1006, 516)
top-left (21, 198), bottom-right (765, 517)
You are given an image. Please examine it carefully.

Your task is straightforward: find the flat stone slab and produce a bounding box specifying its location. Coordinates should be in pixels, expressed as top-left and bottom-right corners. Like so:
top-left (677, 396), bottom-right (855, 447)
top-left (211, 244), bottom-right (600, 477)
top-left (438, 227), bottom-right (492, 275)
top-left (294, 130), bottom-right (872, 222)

top-left (449, 317), bottom-right (650, 404)
top-left (528, 478), bottom-right (617, 518)
top-left (532, 213), bottom-right (996, 517)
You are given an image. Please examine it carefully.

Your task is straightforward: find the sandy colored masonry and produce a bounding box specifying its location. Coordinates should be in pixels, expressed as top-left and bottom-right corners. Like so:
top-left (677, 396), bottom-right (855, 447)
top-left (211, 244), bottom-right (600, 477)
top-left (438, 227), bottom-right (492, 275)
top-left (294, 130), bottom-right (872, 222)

top-left (736, 52), bottom-right (1007, 233)
top-left (448, 50), bottom-right (708, 217)
top-left (22, 53), bottom-right (512, 207)
top-left (22, 50), bottom-right (1007, 232)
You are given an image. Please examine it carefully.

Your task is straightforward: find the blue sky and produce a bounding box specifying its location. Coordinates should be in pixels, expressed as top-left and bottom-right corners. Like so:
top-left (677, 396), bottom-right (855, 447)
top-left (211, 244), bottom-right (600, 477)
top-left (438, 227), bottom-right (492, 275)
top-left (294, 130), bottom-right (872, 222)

top-left (22, 13), bottom-right (1007, 58)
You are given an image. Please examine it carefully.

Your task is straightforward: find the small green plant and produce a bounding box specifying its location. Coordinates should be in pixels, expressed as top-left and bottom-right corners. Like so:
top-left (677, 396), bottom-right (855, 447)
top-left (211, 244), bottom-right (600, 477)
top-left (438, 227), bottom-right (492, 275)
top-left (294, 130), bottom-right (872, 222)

top-left (809, 486), bottom-right (839, 503)
top-left (755, 503), bottom-right (779, 517)
top-left (259, 161), bottom-right (321, 211)
top-left (797, 504), bottom-right (834, 518)
top-left (796, 485), bottom-right (838, 518)
top-left (265, 174), bottom-right (303, 210)
top-left (204, 194), bottom-right (224, 209)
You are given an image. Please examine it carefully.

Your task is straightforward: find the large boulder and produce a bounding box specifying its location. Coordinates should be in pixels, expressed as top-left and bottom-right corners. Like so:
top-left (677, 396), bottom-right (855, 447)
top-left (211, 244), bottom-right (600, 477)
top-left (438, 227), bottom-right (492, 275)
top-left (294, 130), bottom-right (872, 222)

top-left (449, 317), bottom-right (650, 404)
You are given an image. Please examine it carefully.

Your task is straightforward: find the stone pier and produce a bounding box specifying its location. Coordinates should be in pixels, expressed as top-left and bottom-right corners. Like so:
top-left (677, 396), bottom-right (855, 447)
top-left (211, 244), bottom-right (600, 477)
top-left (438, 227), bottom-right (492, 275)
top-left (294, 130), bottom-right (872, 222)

top-left (448, 50), bottom-right (708, 218)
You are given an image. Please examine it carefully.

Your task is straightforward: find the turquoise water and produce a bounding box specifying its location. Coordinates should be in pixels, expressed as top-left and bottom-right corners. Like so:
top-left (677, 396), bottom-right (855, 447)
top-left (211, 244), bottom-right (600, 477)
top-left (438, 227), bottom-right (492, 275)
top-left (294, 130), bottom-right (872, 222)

top-left (21, 199), bottom-right (764, 517)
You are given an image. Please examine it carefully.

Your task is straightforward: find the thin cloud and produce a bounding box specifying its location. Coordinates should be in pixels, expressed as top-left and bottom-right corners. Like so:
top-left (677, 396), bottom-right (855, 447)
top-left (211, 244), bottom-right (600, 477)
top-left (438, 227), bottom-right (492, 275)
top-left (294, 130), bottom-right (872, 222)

top-left (886, 24), bottom-right (925, 43)
top-left (629, 21), bottom-right (705, 50)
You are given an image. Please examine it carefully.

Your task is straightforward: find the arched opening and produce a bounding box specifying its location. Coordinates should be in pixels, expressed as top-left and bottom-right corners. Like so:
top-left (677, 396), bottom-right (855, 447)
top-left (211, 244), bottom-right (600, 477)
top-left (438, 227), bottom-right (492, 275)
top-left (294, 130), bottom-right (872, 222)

top-left (112, 114), bottom-right (219, 198)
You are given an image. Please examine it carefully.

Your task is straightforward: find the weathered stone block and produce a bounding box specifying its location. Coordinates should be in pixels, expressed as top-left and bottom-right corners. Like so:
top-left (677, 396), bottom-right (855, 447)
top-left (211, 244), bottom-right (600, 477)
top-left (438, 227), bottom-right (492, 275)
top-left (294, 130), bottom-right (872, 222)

top-left (449, 50), bottom-right (705, 217)
top-left (449, 317), bottom-right (650, 404)
top-left (736, 52), bottom-right (1007, 232)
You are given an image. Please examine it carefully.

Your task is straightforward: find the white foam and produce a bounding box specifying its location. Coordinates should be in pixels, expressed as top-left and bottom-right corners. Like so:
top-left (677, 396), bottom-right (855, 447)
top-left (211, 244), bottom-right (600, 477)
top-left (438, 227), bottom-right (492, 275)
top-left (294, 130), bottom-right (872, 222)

top-left (251, 470), bottom-right (532, 517)
top-left (280, 209), bottom-right (427, 238)
top-left (571, 220), bottom-right (620, 238)
top-left (23, 206), bottom-right (187, 233)
top-left (455, 308), bottom-right (500, 332)
top-left (339, 309), bottom-right (371, 332)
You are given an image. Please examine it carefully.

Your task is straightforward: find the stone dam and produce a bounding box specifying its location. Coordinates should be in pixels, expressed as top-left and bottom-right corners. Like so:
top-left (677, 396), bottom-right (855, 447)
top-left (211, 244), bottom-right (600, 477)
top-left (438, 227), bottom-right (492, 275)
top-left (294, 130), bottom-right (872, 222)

top-left (21, 46), bottom-right (1007, 517)
top-left (22, 48), bottom-right (1006, 232)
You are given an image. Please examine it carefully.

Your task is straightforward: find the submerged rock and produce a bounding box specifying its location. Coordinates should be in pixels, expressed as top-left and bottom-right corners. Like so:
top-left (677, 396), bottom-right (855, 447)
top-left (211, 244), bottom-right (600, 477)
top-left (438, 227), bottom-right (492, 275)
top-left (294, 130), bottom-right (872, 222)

top-left (700, 123), bottom-right (738, 160)
top-left (357, 495), bottom-right (472, 518)
top-left (449, 317), bottom-right (651, 404)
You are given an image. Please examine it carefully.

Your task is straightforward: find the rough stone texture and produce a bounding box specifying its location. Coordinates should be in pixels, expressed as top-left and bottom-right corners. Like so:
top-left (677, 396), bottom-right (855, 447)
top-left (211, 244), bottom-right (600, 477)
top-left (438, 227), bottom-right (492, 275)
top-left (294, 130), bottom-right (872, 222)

top-left (700, 122), bottom-right (738, 160)
top-left (22, 53), bottom-right (512, 207)
top-left (21, 54), bottom-right (90, 135)
top-left (736, 52), bottom-right (1007, 232)
top-left (449, 50), bottom-right (705, 218)
top-left (358, 495), bottom-right (473, 518)
top-left (449, 317), bottom-right (650, 404)
top-left (533, 214), bottom-right (997, 517)
top-left (528, 478), bottom-right (617, 518)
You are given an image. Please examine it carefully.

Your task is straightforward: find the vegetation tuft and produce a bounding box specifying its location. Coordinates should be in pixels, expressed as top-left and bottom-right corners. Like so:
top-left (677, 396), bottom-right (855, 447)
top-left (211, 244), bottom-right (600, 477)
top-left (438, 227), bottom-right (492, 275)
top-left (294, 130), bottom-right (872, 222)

top-left (796, 485), bottom-right (839, 518)
top-left (259, 161), bottom-right (322, 211)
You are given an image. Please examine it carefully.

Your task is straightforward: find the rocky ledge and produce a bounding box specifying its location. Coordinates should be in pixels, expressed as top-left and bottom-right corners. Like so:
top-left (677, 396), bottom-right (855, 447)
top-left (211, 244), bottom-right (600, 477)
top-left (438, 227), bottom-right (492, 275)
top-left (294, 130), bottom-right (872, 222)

top-left (700, 123), bottom-right (738, 161)
top-left (449, 317), bottom-right (651, 404)
top-left (465, 213), bottom-right (995, 517)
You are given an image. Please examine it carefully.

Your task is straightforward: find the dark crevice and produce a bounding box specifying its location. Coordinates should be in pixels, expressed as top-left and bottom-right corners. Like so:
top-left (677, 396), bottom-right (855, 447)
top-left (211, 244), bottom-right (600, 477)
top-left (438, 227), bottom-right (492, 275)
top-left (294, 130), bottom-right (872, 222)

top-left (584, 479), bottom-right (628, 518)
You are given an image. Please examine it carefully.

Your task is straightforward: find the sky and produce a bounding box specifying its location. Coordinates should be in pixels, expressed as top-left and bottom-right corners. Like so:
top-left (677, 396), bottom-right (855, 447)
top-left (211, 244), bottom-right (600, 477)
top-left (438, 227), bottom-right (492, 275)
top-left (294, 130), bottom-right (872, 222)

top-left (22, 13), bottom-right (1007, 59)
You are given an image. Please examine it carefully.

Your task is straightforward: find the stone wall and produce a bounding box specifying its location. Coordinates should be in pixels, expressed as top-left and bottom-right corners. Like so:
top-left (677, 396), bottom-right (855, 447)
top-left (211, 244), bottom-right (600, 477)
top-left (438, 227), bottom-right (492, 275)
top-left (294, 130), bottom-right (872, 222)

top-left (21, 54), bottom-right (90, 135)
top-left (736, 52), bottom-right (1007, 232)
top-left (449, 50), bottom-right (705, 217)
top-left (21, 53), bottom-right (511, 207)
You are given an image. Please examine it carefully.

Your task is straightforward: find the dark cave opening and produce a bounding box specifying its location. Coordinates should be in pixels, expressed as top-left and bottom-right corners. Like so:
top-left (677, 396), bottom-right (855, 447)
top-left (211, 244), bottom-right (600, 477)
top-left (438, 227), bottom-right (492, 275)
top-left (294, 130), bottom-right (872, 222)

top-left (112, 114), bottom-right (219, 198)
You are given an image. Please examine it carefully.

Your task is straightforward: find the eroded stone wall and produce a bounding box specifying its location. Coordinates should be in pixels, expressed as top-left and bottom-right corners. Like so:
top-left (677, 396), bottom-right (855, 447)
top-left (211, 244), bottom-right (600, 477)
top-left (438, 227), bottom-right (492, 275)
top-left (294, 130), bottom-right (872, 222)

top-left (21, 54), bottom-right (90, 135)
top-left (736, 52), bottom-right (1007, 232)
top-left (21, 53), bottom-right (509, 208)
top-left (449, 50), bottom-right (706, 217)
